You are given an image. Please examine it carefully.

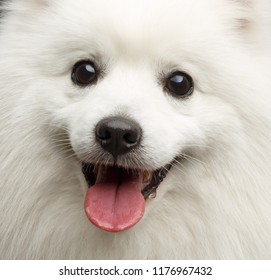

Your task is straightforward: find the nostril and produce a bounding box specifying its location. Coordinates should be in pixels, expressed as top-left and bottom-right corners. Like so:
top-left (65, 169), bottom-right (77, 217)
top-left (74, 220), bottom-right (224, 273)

top-left (123, 131), bottom-right (140, 145)
top-left (96, 125), bottom-right (111, 141)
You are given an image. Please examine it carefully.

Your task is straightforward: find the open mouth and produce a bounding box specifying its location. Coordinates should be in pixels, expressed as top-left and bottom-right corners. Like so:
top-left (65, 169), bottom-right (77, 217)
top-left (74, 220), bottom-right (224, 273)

top-left (82, 163), bottom-right (172, 232)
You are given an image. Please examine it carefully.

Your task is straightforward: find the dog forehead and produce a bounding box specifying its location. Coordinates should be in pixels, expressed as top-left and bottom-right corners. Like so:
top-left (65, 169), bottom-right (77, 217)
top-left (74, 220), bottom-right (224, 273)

top-left (49, 0), bottom-right (220, 56)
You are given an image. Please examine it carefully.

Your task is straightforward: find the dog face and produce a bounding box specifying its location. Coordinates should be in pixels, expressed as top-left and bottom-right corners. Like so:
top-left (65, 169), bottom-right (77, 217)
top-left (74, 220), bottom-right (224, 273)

top-left (17, 0), bottom-right (238, 165)
top-left (0, 0), bottom-right (264, 232)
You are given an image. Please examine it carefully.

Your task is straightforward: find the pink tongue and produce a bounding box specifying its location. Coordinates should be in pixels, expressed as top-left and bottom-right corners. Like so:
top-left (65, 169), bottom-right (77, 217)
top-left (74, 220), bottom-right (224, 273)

top-left (84, 167), bottom-right (145, 232)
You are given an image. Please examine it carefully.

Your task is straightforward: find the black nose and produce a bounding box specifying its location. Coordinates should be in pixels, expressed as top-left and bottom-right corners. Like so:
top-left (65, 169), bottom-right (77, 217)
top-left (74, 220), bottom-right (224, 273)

top-left (95, 117), bottom-right (142, 158)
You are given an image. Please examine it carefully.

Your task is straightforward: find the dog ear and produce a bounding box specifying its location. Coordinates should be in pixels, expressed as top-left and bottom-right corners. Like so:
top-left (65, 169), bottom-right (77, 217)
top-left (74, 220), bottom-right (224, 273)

top-left (227, 0), bottom-right (271, 48)
top-left (25, 0), bottom-right (50, 7)
top-left (1, 0), bottom-right (50, 13)
top-left (228, 0), bottom-right (270, 31)
top-left (5, 0), bottom-right (51, 16)
top-left (228, 0), bottom-right (255, 31)
top-left (23, 0), bottom-right (49, 4)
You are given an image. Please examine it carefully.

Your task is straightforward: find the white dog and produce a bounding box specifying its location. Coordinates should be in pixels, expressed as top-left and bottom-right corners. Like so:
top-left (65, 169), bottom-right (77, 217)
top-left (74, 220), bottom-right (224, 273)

top-left (0, 0), bottom-right (271, 259)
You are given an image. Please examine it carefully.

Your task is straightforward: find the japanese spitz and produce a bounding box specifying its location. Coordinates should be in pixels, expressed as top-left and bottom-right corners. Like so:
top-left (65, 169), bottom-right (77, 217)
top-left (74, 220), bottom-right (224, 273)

top-left (0, 0), bottom-right (271, 259)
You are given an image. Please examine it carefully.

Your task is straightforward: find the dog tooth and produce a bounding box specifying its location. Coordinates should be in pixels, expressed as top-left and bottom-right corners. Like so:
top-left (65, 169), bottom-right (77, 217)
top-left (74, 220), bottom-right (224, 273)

top-left (143, 171), bottom-right (152, 183)
top-left (148, 191), bottom-right (157, 199)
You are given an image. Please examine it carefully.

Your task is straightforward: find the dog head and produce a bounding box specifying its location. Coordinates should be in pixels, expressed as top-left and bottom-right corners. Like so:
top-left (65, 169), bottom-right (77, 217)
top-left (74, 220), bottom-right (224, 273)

top-left (0, 0), bottom-right (269, 232)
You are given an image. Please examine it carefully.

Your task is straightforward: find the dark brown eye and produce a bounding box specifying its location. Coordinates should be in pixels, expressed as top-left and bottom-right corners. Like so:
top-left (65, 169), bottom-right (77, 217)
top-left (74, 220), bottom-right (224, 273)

top-left (165, 72), bottom-right (194, 98)
top-left (72, 61), bottom-right (97, 86)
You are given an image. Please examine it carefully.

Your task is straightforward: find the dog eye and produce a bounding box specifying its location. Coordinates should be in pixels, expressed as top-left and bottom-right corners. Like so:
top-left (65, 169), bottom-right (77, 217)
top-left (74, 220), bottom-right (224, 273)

top-left (71, 61), bottom-right (97, 86)
top-left (165, 72), bottom-right (194, 98)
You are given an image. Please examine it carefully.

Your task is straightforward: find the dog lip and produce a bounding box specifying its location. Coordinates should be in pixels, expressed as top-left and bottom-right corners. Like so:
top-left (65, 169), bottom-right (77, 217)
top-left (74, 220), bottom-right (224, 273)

top-left (82, 163), bottom-right (96, 186)
top-left (81, 163), bottom-right (172, 199)
top-left (141, 164), bottom-right (172, 199)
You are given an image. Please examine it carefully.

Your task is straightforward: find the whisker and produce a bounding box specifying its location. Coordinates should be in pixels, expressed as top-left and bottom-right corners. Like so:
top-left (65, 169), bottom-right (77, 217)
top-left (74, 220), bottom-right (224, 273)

top-left (179, 153), bottom-right (206, 166)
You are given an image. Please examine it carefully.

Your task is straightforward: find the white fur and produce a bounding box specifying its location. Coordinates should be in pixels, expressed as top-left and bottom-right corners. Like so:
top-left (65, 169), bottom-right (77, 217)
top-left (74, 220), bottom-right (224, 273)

top-left (0, 0), bottom-right (271, 259)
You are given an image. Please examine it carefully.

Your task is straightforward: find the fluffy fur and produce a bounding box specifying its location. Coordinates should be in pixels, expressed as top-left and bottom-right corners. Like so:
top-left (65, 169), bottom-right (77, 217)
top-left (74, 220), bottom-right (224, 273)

top-left (0, 0), bottom-right (271, 259)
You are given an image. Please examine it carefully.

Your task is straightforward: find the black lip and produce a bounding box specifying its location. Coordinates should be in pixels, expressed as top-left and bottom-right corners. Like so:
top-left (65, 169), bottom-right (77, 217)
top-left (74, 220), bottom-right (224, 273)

top-left (81, 163), bottom-right (172, 199)
top-left (82, 163), bottom-right (96, 186)
top-left (141, 164), bottom-right (172, 199)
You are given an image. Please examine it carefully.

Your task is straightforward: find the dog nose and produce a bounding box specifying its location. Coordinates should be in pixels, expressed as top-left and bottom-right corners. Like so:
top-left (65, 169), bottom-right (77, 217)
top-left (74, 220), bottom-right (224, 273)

top-left (95, 117), bottom-right (142, 158)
